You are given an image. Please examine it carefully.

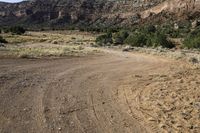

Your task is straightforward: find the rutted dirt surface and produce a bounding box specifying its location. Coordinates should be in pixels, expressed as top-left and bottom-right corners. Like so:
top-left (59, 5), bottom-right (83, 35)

top-left (0, 51), bottom-right (200, 133)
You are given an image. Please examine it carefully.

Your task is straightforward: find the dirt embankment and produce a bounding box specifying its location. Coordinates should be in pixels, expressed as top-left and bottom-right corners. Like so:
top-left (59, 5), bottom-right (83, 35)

top-left (0, 50), bottom-right (199, 133)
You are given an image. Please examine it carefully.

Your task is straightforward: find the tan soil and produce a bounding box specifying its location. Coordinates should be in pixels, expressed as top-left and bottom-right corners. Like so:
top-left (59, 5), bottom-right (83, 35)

top-left (0, 50), bottom-right (199, 133)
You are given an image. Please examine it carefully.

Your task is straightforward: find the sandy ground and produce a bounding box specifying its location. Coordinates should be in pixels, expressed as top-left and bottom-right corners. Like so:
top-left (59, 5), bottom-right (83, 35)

top-left (0, 50), bottom-right (199, 133)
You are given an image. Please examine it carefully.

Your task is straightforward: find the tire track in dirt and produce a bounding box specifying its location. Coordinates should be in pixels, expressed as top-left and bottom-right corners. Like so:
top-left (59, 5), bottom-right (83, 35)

top-left (0, 51), bottom-right (175, 133)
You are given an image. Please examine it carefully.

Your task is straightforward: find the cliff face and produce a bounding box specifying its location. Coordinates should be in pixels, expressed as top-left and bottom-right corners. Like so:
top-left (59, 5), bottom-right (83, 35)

top-left (0, 0), bottom-right (200, 28)
top-left (0, 0), bottom-right (112, 27)
top-left (140, 0), bottom-right (200, 18)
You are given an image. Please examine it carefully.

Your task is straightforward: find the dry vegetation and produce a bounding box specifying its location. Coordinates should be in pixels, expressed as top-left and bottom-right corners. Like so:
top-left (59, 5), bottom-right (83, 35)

top-left (0, 31), bottom-right (100, 58)
top-left (127, 47), bottom-right (200, 66)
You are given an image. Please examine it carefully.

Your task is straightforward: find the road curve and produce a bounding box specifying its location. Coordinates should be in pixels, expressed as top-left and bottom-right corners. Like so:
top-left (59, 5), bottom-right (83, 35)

top-left (0, 51), bottom-right (172, 133)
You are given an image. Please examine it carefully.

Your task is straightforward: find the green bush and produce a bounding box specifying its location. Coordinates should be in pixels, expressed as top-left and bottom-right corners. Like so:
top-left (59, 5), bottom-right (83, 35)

top-left (113, 34), bottom-right (124, 45)
top-left (3, 28), bottom-right (9, 33)
top-left (158, 25), bottom-right (181, 38)
top-left (95, 25), bottom-right (175, 49)
top-left (169, 30), bottom-right (181, 38)
top-left (157, 24), bottom-right (189, 38)
top-left (125, 33), bottom-right (147, 47)
top-left (190, 27), bottom-right (200, 36)
top-left (179, 28), bottom-right (191, 34)
top-left (149, 32), bottom-right (175, 48)
top-left (183, 27), bottom-right (200, 49)
top-left (145, 25), bottom-right (156, 33)
top-left (0, 36), bottom-right (7, 43)
top-left (178, 20), bottom-right (191, 29)
top-left (160, 26), bottom-right (173, 35)
top-left (106, 28), bottom-right (120, 33)
top-left (183, 35), bottom-right (200, 49)
top-left (169, 28), bottom-right (190, 38)
top-left (124, 31), bottom-right (174, 48)
top-left (119, 30), bottom-right (129, 39)
top-left (95, 32), bottom-right (113, 46)
top-left (9, 26), bottom-right (26, 35)
top-left (113, 30), bottom-right (129, 45)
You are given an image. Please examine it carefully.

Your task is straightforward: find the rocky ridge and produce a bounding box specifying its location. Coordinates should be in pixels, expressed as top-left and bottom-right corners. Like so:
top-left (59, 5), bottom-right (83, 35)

top-left (0, 0), bottom-right (200, 28)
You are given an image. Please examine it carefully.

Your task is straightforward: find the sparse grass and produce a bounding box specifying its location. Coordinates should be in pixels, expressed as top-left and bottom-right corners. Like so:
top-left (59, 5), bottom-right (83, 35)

top-left (2, 31), bottom-right (96, 44)
top-left (1, 33), bottom-right (48, 44)
top-left (0, 31), bottom-right (100, 58)
top-left (13, 46), bottom-right (84, 58)
top-left (2, 44), bottom-right (99, 58)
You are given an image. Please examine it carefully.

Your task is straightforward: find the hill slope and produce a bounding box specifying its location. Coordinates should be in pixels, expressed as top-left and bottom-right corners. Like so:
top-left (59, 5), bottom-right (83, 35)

top-left (0, 0), bottom-right (200, 28)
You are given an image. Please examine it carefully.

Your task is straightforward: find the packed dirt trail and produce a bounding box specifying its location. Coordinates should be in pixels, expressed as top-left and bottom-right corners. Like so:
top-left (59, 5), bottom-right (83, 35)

top-left (0, 50), bottom-right (180, 133)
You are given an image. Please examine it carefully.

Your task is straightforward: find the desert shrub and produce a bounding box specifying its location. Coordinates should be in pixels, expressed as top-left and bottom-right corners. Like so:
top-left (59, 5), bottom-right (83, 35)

top-left (179, 28), bottom-right (191, 34)
top-left (125, 32), bottom-right (147, 47)
top-left (40, 28), bottom-right (45, 31)
top-left (183, 27), bottom-right (200, 49)
top-left (144, 25), bottom-right (156, 33)
top-left (124, 31), bottom-right (174, 48)
top-left (169, 30), bottom-right (181, 38)
top-left (160, 26), bottom-right (173, 35)
top-left (157, 23), bottom-right (190, 38)
top-left (95, 32), bottom-right (113, 46)
top-left (178, 20), bottom-right (191, 29)
top-left (190, 26), bottom-right (200, 36)
top-left (9, 26), bottom-right (26, 35)
top-left (67, 26), bottom-right (75, 30)
top-left (79, 27), bottom-right (103, 32)
top-left (91, 28), bottom-right (101, 32)
top-left (95, 25), bottom-right (175, 48)
top-left (113, 30), bottom-right (129, 45)
top-left (79, 27), bottom-right (85, 32)
top-left (183, 35), bottom-right (200, 49)
top-left (119, 30), bottom-right (129, 39)
top-left (149, 32), bottom-right (175, 48)
top-left (158, 25), bottom-right (181, 38)
top-left (3, 28), bottom-right (9, 33)
top-left (136, 25), bottom-right (157, 35)
top-left (0, 36), bottom-right (8, 43)
top-left (113, 34), bottom-right (124, 45)
top-left (106, 28), bottom-right (119, 33)
top-left (172, 27), bottom-right (191, 38)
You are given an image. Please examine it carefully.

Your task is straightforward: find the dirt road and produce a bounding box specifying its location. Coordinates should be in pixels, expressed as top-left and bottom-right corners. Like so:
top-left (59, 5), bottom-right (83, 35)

top-left (0, 51), bottom-right (197, 133)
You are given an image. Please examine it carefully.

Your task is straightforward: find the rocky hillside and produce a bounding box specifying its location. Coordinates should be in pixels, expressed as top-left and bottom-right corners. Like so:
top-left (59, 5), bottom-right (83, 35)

top-left (0, 0), bottom-right (200, 29)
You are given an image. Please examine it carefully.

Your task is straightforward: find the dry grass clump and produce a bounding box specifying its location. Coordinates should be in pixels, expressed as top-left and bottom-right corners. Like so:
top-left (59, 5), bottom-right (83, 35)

top-left (126, 46), bottom-right (200, 66)
top-left (2, 31), bottom-right (96, 45)
top-left (0, 31), bottom-right (99, 58)
top-left (6, 45), bottom-right (98, 58)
